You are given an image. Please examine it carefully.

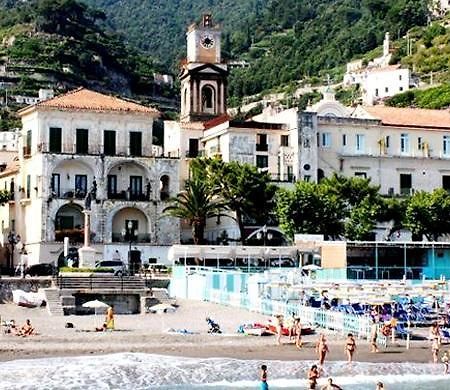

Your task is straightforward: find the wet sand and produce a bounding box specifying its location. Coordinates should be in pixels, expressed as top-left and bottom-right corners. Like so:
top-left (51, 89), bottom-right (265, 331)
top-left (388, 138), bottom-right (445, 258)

top-left (0, 299), bottom-right (444, 364)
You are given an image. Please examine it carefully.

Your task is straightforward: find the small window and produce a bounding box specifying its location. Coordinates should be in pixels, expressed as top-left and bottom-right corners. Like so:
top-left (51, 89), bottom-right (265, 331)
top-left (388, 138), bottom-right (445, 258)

top-left (400, 133), bottom-right (409, 153)
top-left (188, 138), bottom-right (199, 158)
top-left (26, 174), bottom-right (31, 198)
top-left (256, 155), bottom-right (268, 169)
top-left (443, 175), bottom-right (450, 191)
top-left (385, 136), bottom-right (390, 148)
top-left (129, 131), bottom-right (142, 156)
top-left (280, 135), bottom-right (289, 147)
top-left (417, 137), bottom-right (423, 150)
top-left (399, 75), bottom-right (402, 81)
top-left (385, 87), bottom-right (389, 93)
top-left (104, 130), bottom-right (116, 156)
top-left (356, 134), bottom-right (365, 153)
top-left (256, 134), bottom-right (268, 151)
top-left (303, 175), bottom-right (311, 182)
top-left (321, 133), bottom-right (331, 147)
top-left (375, 89), bottom-right (379, 97)
top-left (355, 172), bottom-right (367, 178)
top-left (160, 175), bottom-right (170, 201)
top-left (399, 87), bottom-right (403, 92)
top-left (443, 135), bottom-right (450, 156)
top-left (400, 173), bottom-right (412, 195)
top-left (342, 134), bottom-right (347, 146)
top-left (76, 129), bottom-right (89, 154)
top-left (49, 127), bottom-right (62, 153)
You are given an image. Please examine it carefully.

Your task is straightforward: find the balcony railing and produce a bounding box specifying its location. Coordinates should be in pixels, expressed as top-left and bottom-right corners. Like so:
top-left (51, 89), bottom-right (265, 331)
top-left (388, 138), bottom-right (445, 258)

top-left (256, 143), bottom-right (268, 152)
top-left (107, 191), bottom-right (150, 201)
top-left (52, 187), bottom-right (87, 199)
top-left (270, 173), bottom-right (295, 183)
top-left (111, 233), bottom-right (151, 243)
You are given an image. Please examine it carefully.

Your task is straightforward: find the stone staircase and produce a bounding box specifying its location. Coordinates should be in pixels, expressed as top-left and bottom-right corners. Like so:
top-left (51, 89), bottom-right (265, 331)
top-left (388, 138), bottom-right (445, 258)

top-left (43, 288), bottom-right (64, 316)
top-left (55, 276), bottom-right (147, 291)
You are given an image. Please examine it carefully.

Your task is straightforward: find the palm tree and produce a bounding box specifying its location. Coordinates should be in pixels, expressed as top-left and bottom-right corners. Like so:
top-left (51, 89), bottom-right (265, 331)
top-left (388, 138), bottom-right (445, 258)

top-left (163, 178), bottom-right (227, 245)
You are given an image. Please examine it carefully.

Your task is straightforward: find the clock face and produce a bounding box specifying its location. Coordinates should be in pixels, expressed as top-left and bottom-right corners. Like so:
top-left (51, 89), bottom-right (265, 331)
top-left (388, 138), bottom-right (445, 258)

top-left (200, 34), bottom-right (215, 49)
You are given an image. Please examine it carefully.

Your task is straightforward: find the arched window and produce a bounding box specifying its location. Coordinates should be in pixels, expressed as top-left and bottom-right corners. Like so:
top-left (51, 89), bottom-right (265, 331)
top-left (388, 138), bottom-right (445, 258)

top-left (183, 88), bottom-right (188, 112)
top-left (160, 175), bottom-right (170, 201)
top-left (201, 85), bottom-right (215, 113)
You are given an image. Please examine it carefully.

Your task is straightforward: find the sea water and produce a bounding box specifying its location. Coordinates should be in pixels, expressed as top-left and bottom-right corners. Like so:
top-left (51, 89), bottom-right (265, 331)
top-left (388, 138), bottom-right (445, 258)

top-left (0, 353), bottom-right (449, 389)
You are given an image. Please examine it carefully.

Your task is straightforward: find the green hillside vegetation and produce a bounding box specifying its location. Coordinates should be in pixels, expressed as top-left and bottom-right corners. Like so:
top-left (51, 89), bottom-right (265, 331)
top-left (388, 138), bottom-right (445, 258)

top-left (0, 0), bottom-right (169, 98)
top-left (385, 83), bottom-right (450, 109)
top-left (85, 0), bottom-right (430, 100)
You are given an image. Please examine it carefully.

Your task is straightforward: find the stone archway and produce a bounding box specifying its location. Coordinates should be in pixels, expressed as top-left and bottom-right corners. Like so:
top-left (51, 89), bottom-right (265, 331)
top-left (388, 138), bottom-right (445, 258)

top-left (54, 203), bottom-right (84, 243)
top-left (106, 204), bottom-right (152, 243)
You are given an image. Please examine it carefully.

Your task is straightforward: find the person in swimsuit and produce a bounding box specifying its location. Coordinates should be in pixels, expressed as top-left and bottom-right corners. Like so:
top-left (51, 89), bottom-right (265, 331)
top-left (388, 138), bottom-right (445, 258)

top-left (294, 318), bottom-right (303, 349)
top-left (370, 322), bottom-right (379, 353)
top-left (260, 364), bottom-right (269, 390)
top-left (308, 364), bottom-right (320, 390)
top-left (105, 305), bottom-right (115, 330)
top-left (442, 351), bottom-right (449, 374)
top-left (275, 315), bottom-right (283, 345)
top-left (430, 322), bottom-right (441, 363)
top-left (321, 377), bottom-right (343, 390)
top-left (316, 334), bottom-right (329, 367)
top-left (345, 333), bottom-right (356, 364)
top-left (375, 382), bottom-right (384, 390)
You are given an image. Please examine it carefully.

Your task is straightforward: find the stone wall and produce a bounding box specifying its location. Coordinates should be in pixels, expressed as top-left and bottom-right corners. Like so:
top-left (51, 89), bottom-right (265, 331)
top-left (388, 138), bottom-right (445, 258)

top-left (0, 278), bottom-right (52, 303)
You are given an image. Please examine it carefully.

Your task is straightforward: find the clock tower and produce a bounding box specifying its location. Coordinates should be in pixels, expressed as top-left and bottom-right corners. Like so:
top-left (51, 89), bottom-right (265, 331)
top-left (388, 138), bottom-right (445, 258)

top-left (180, 14), bottom-right (228, 122)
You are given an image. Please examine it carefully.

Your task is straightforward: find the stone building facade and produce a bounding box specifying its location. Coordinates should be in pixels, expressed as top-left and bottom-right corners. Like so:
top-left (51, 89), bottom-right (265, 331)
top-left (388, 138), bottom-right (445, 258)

top-left (0, 88), bottom-right (180, 267)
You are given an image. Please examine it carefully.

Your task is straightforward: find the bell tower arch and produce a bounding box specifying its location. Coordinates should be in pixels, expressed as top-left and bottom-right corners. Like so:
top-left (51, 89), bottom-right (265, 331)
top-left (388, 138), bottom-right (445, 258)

top-left (180, 14), bottom-right (228, 123)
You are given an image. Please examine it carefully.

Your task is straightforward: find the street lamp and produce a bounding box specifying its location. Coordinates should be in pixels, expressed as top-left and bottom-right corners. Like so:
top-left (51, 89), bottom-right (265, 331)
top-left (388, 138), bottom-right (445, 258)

top-left (7, 231), bottom-right (20, 275)
top-left (257, 226), bottom-right (273, 268)
top-left (121, 221), bottom-right (135, 275)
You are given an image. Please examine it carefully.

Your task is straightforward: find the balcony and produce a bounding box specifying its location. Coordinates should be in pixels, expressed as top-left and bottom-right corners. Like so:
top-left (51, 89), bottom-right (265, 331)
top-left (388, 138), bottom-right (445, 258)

top-left (256, 143), bottom-right (268, 152)
top-left (107, 191), bottom-right (150, 202)
top-left (270, 173), bottom-right (295, 183)
top-left (111, 233), bottom-right (151, 243)
top-left (52, 187), bottom-right (87, 199)
top-left (23, 146), bottom-right (31, 158)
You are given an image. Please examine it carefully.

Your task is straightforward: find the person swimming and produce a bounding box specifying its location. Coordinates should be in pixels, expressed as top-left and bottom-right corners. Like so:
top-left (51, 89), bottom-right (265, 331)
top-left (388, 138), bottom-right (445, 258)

top-left (260, 364), bottom-right (269, 390)
top-left (321, 377), bottom-right (343, 390)
top-left (308, 364), bottom-right (320, 390)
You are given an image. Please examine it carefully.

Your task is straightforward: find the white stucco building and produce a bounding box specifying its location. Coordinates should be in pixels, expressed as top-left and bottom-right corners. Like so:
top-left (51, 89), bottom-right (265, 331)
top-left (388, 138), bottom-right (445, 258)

top-left (343, 33), bottom-right (411, 105)
top-left (0, 88), bottom-right (180, 268)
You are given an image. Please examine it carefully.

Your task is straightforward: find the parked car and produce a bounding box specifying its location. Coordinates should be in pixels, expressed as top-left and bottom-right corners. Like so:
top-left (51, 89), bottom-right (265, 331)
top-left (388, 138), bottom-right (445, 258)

top-left (24, 263), bottom-right (56, 277)
top-left (95, 260), bottom-right (127, 276)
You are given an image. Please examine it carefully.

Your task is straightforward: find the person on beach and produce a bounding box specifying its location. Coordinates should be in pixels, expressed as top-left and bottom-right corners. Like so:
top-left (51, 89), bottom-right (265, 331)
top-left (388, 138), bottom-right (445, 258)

top-left (370, 322), bottom-right (379, 353)
top-left (106, 305), bottom-right (115, 330)
top-left (345, 333), bottom-right (356, 363)
top-left (375, 382), bottom-right (384, 390)
top-left (260, 364), bottom-right (269, 390)
top-left (287, 312), bottom-right (296, 340)
top-left (274, 315), bottom-right (283, 345)
top-left (316, 334), bottom-right (329, 367)
top-left (294, 317), bottom-right (303, 349)
top-left (321, 378), bottom-right (343, 390)
top-left (430, 322), bottom-right (441, 363)
top-left (308, 364), bottom-right (320, 389)
top-left (442, 351), bottom-right (449, 374)
top-left (18, 319), bottom-right (34, 337)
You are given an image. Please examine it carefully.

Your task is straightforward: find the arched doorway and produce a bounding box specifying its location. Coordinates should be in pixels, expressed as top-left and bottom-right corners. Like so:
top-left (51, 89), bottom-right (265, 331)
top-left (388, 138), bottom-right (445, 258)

top-left (111, 207), bottom-right (150, 243)
top-left (55, 204), bottom-right (84, 243)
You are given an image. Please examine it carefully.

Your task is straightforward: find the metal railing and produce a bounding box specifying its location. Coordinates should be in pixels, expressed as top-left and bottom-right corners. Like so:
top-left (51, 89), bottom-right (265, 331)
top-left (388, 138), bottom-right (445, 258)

top-left (204, 288), bottom-right (386, 343)
top-left (111, 233), bottom-right (151, 243)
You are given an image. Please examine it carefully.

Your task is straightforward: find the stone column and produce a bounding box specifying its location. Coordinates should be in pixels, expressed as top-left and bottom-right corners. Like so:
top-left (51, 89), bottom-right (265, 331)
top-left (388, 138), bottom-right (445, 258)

top-left (78, 210), bottom-right (96, 268)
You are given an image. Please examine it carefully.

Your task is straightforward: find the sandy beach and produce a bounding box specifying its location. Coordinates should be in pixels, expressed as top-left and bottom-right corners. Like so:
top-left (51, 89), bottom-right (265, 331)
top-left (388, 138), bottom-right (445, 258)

top-left (0, 299), bottom-right (443, 364)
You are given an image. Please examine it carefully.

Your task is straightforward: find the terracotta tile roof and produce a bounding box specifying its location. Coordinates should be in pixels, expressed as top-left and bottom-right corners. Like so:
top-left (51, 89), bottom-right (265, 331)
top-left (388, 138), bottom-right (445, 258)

top-left (363, 105), bottom-right (450, 130)
top-left (19, 88), bottom-right (159, 115)
top-left (0, 157), bottom-right (19, 178)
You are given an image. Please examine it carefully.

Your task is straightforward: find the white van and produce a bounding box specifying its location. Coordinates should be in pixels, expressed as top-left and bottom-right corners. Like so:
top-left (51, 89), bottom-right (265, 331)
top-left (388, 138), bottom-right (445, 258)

top-left (95, 260), bottom-right (128, 276)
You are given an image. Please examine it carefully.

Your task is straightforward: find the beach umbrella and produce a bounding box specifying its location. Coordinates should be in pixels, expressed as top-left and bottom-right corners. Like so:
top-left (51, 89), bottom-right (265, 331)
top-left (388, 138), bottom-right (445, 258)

top-left (302, 264), bottom-right (322, 271)
top-left (82, 300), bottom-right (110, 327)
top-left (148, 303), bottom-right (176, 313)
